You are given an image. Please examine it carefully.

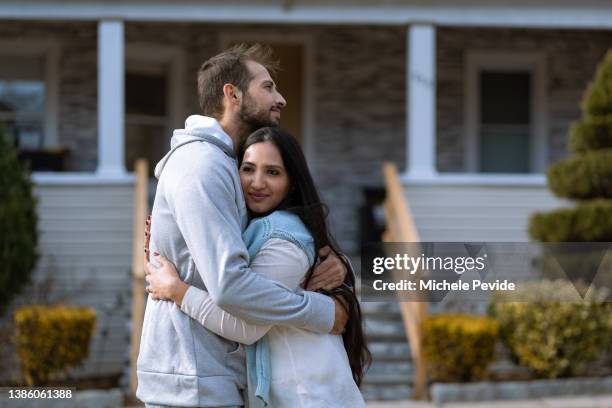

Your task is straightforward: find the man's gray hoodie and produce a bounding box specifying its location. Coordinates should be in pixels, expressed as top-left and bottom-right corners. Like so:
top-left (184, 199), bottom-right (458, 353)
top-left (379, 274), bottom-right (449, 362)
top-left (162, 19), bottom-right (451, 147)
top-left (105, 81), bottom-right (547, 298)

top-left (136, 115), bottom-right (335, 407)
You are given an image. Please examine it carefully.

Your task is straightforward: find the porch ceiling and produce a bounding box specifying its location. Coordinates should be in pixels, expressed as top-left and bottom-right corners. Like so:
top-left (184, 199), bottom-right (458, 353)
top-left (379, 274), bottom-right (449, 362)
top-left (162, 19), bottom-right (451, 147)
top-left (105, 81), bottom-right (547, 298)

top-left (2, 0), bottom-right (612, 29)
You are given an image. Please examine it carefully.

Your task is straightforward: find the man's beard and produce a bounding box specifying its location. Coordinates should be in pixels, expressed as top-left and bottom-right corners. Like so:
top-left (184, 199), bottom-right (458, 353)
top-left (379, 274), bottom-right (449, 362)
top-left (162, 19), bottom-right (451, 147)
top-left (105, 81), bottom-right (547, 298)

top-left (238, 93), bottom-right (279, 134)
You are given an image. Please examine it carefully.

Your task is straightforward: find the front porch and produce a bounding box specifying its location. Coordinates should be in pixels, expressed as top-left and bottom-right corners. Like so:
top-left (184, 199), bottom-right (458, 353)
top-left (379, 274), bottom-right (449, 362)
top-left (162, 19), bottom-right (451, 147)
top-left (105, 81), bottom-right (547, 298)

top-left (1, 0), bottom-right (611, 400)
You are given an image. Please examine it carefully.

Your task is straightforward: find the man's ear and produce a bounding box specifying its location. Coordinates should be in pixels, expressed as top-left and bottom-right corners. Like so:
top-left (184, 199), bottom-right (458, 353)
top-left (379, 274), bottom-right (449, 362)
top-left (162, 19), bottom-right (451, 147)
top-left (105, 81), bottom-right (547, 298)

top-left (222, 84), bottom-right (242, 106)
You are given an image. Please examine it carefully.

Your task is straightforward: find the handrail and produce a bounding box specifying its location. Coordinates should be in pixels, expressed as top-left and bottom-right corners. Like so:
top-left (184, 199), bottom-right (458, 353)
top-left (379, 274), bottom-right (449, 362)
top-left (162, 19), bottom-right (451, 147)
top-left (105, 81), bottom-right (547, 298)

top-left (382, 162), bottom-right (428, 399)
top-left (129, 159), bottom-right (149, 395)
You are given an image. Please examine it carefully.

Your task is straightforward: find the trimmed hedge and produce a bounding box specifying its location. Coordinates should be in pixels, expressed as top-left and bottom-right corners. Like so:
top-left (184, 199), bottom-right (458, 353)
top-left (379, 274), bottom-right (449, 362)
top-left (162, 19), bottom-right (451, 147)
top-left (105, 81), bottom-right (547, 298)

top-left (15, 305), bottom-right (96, 385)
top-left (490, 281), bottom-right (612, 379)
top-left (422, 314), bottom-right (498, 382)
top-left (530, 51), bottom-right (612, 243)
top-left (547, 149), bottom-right (612, 199)
top-left (569, 116), bottom-right (612, 153)
top-left (529, 199), bottom-right (612, 242)
top-left (582, 51), bottom-right (612, 119)
top-left (0, 129), bottom-right (38, 316)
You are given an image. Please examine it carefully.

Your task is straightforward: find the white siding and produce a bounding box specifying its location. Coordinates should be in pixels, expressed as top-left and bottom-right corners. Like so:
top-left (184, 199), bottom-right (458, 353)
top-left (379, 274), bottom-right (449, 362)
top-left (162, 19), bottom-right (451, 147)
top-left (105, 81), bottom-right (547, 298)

top-left (1, 181), bottom-right (134, 382)
top-left (404, 183), bottom-right (570, 242)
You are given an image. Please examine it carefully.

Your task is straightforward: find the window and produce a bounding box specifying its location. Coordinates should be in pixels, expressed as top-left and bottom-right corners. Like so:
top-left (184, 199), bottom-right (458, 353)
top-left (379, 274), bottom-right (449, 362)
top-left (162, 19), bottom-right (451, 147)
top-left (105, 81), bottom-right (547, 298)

top-left (465, 52), bottom-right (547, 174)
top-left (0, 55), bottom-right (46, 149)
top-left (0, 41), bottom-right (60, 171)
top-left (479, 71), bottom-right (531, 173)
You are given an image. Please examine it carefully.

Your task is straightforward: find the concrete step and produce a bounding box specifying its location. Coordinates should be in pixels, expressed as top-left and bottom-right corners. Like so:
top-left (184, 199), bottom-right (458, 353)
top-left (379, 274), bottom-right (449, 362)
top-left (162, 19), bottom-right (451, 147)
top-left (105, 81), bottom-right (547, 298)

top-left (363, 372), bottom-right (413, 386)
top-left (363, 359), bottom-right (414, 399)
top-left (368, 341), bottom-right (412, 362)
top-left (362, 384), bottom-right (413, 401)
top-left (358, 269), bottom-right (415, 401)
top-left (364, 361), bottom-right (413, 384)
top-left (360, 301), bottom-right (402, 317)
top-left (364, 318), bottom-right (407, 341)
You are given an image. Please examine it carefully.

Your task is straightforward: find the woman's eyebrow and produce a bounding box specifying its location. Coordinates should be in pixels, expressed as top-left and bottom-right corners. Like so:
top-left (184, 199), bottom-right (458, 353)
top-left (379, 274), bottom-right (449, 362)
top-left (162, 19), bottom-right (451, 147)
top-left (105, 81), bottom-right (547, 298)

top-left (265, 164), bottom-right (284, 170)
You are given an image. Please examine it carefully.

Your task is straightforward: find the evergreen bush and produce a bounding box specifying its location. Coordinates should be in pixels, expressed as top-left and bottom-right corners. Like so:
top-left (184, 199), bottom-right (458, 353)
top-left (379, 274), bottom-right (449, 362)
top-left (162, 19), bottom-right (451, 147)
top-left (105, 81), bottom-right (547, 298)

top-left (0, 128), bottom-right (38, 316)
top-left (569, 116), bottom-right (612, 153)
top-left (530, 199), bottom-right (612, 242)
top-left (529, 50), bottom-right (612, 242)
top-left (547, 149), bottom-right (612, 199)
top-left (490, 281), bottom-right (611, 379)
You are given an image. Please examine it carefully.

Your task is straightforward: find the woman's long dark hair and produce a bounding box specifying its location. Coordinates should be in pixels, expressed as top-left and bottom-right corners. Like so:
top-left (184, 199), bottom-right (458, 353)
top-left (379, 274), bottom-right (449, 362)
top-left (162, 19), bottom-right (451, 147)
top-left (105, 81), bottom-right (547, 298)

top-left (239, 127), bottom-right (372, 386)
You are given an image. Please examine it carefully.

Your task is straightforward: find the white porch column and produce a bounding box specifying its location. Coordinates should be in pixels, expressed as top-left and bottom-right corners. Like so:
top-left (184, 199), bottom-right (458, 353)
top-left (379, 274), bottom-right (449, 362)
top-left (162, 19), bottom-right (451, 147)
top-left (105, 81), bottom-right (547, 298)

top-left (406, 24), bottom-right (437, 179)
top-left (97, 20), bottom-right (126, 176)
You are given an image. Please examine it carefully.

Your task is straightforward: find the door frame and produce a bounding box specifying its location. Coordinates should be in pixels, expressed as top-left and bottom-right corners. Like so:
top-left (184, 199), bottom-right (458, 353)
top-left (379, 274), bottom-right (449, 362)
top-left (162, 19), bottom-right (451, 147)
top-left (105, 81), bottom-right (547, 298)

top-left (126, 43), bottom-right (185, 132)
top-left (219, 31), bottom-right (315, 161)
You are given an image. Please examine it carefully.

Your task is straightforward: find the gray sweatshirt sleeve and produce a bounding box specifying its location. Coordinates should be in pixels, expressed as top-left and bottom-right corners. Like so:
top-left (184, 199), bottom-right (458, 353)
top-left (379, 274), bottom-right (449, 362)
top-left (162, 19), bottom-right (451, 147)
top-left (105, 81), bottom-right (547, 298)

top-left (167, 154), bottom-right (335, 333)
top-left (180, 239), bottom-right (312, 345)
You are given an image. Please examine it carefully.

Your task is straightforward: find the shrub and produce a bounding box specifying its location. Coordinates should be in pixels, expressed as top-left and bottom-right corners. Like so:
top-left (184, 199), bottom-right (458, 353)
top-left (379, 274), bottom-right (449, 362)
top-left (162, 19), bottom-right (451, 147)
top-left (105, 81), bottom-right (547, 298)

top-left (547, 149), bottom-right (612, 199)
top-left (582, 51), bottom-right (612, 119)
top-left (490, 281), bottom-right (612, 379)
top-left (529, 51), bottom-right (612, 244)
top-left (14, 305), bottom-right (96, 385)
top-left (570, 116), bottom-right (612, 153)
top-left (422, 314), bottom-right (499, 382)
top-left (0, 129), bottom-right (38, 316)
top-left (529, 199), bottom-right (612, 242)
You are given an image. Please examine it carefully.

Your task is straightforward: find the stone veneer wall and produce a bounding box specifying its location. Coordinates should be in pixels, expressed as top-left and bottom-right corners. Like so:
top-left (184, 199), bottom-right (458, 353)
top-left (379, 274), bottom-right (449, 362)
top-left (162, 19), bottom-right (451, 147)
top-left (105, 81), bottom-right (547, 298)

top-left (127, 23), bottom-right (409, 252)
top-left (3, 21), bottom-right (610, 251)
top-left (310, 26), bottom-right (407, 252)
top-left (0, 21), bottom-right (408, 251)
top-left (436, 27), bottom-right (612, 172)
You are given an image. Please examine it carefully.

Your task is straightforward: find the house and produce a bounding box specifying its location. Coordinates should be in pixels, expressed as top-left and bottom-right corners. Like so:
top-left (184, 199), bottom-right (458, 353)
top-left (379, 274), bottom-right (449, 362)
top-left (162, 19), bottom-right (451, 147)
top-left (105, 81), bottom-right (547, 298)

top-left (1, 0), bottom-right (609, 396)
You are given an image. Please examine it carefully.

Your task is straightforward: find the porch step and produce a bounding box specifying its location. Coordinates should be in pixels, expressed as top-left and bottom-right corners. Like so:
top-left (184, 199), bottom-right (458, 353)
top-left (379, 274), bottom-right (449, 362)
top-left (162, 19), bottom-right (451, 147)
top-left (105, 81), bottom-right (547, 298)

top-left (350, 254), bottom-right (415, 401)
top-left (366, 361), bottom-right (413, 382)
top-left (365, 316), bottom-right (408, 341)
top-left (368, 342), bottom-right (412, 362)
top-left (361, 298), bottom-right (414, 401)
top-left (361, 384), bottom-right (413, 401)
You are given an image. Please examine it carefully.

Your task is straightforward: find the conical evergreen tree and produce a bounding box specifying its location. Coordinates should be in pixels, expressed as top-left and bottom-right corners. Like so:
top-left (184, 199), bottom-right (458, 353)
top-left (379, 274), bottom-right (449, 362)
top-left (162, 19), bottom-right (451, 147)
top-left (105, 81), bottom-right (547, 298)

top-left (0, 128), bottom-right (38, 315)
top-left (530, 51), bottom-right (612, 242)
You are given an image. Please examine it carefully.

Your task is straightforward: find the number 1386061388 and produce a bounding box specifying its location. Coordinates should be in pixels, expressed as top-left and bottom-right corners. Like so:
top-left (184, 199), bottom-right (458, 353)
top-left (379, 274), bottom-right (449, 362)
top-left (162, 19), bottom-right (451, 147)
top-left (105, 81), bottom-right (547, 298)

top-left (5, 388), bottom-right (73, 399)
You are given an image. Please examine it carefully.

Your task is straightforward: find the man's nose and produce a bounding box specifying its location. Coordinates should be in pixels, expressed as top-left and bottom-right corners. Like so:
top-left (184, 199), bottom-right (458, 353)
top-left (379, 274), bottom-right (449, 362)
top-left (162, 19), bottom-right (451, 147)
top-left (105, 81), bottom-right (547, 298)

top-left (276, 91), bottom-right (287, 108)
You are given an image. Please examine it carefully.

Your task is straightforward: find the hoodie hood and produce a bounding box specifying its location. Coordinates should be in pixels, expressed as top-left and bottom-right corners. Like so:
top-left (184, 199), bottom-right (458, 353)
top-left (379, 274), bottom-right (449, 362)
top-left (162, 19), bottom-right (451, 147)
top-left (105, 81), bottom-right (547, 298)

top-left (154, 115), bottom-right (236, 179)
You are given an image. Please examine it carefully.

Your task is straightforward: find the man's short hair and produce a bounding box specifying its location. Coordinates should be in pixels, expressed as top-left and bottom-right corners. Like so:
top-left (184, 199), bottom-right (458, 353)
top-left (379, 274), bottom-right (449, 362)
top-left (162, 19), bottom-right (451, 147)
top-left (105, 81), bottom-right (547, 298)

top-left (197, 43), bottom-right (279, 119)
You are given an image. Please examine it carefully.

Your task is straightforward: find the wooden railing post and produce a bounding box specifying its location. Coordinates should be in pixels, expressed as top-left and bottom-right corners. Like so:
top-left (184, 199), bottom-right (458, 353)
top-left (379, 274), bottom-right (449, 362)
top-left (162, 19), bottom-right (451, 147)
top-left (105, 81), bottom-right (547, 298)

top-left (130, 159), bottom-right (148, 396)
top-left (382, 162), bottom-right (428, 399)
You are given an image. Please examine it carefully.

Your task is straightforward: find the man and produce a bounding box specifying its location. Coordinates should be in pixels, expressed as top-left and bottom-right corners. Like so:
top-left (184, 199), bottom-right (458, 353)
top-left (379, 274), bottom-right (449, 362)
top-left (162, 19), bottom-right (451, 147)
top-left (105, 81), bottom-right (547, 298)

top-left (137, 44), bottom-right (349, 408)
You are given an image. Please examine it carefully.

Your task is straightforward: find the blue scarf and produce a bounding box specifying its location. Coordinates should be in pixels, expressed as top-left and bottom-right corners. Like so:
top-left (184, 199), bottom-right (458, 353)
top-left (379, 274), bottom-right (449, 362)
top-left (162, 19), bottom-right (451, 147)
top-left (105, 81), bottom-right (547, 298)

top-left (242, 210), bottom-right (315, 406)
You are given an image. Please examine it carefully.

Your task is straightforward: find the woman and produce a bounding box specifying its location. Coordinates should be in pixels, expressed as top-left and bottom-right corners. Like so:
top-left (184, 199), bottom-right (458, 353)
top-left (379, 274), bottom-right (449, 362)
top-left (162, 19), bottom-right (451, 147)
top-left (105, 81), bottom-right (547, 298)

top-left (145, 127), bottom-right (370, 407)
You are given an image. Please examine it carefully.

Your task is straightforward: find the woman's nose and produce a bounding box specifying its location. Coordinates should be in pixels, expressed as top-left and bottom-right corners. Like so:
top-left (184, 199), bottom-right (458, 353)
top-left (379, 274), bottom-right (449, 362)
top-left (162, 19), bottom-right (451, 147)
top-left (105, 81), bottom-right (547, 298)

top-left (251, 171), bottom-right (265, 189)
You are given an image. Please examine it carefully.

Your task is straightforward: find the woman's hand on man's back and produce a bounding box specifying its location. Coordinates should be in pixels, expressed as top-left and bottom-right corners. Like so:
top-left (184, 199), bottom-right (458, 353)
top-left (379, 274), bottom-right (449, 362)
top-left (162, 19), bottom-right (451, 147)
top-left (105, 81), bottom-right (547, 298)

top-left (306, 246), bottom-right (348, 291)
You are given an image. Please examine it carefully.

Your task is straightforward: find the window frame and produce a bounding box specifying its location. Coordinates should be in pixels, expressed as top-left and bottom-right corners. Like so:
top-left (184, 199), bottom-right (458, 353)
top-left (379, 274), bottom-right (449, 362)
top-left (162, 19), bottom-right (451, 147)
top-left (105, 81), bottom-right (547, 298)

top-left (0, 39), bottom-right (60, 149)
top-left (464, 51), bottom-right (548, 174)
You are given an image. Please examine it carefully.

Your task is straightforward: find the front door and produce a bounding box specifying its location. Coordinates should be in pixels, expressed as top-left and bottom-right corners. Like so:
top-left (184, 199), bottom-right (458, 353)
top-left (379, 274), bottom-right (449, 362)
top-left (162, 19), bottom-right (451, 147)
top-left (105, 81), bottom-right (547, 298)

top-left (226, 41), bottom-right (304, 144)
